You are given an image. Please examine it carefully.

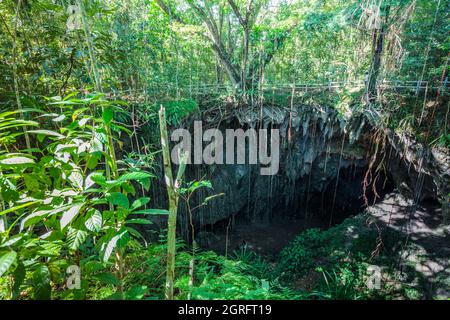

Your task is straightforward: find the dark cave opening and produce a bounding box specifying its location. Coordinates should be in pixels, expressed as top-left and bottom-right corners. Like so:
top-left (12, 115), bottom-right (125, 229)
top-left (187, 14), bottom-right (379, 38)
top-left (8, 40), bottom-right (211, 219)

top-left (195, 165), bottom-right (396, 257)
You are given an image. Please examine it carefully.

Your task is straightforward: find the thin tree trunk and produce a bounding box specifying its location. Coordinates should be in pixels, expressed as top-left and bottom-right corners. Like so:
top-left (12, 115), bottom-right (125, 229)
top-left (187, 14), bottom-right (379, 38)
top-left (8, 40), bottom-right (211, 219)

top-left (159, 106), bottom-right (187, 300)
top-left (12, 0), bottom-right (31, 150)
top-left (78, 0), bottom-right (124, 297)
top-left (367, 6), bottom-right (390, 102)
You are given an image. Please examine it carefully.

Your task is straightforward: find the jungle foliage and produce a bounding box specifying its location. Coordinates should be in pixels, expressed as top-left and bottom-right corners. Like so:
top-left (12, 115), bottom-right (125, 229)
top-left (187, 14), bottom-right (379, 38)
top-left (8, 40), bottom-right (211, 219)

top-left (0, 0), bottom-right (448, 300)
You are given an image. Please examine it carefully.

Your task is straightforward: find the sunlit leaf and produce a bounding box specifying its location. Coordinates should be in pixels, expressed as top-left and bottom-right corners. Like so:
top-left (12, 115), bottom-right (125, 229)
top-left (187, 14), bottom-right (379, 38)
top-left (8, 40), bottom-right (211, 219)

top-left (85, 209), bottom-right (102, 232)
top-left (60, 203), bottom-right (83, 230)
top-left (27, 130), bottom-right (65, 139)
top-left (67, 227), bottom-right (88, 251)
top-left (0, 156), bottom-right (34, 165)
top-left (0, 251), bottom-right (17, 277)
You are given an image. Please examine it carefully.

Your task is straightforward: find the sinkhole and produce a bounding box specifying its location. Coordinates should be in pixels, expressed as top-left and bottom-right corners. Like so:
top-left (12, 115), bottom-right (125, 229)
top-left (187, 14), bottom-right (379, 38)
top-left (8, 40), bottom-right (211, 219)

top-left (192, 165), bottom-right (395, 258)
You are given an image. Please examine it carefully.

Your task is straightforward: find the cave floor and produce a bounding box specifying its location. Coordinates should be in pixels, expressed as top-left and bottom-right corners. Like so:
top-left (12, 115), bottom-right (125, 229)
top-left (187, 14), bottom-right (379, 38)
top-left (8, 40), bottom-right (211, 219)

top-left (205, 214), bottom-right (329, 258)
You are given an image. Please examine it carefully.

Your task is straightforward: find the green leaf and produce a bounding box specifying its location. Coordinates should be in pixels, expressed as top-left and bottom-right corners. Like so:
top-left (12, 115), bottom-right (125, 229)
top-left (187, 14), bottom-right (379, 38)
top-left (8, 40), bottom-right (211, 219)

top-left (12, 262), bottom-right (25, 299)
top-left (89, 172), bottom-right (106, 185)
top-left (68, 171), bottom-right (84, 190)
top-left (118, 171), bottom-right (153, 182)
top-left (67, 228), bottom-right (88, 251)
top-left (131, 197), bottom-right (150, 210)
top-left (85, 209), bottom-right (102, 232)
top-left (107, 192), bottom-right (129, 209)
top-left (83, 261), bottom-right (105, 275)
top-left (140, 177), bottom-right (151, 191)
top-left (132, 209), bottom-right (170, 215)
top-left (102, 233), bottom-right (120, 263)
top-left (125, 218), bottom-right (152, 225)
top-left (32, 264), bottom-right (51, 299)
top-left (121, 182), bottom-right (136, 196)
top-left (0, 156), bottom-right (35, 165)
top-left (0, 251), bottom-right (17, 277)
top-left (102, 108), bottom-right (114, 124)
top-left (38, 241), bottom-right (62, 257)
top-left (21, 204), bottom-right (76, 230)
top-left (60, 203), bottom-right (83, 230)
top-left (86, 153), bottom-right (101, 170)
top-left (125, 227), bottom-right (145, 241)
top-left (0, 201), bottom-right (39, 216)
top-left (0, 234), bottom-right (24, 247)
top-left (94, 272), bottom-right (120, 285)
top-left (126, 285), bottom-right (148, 300)
top-left (27, 129), bottom-right (65, 139)
top-left (24, 175), bottom-right (40, 191)
top-left (52, 115), bottom-right (66, 122)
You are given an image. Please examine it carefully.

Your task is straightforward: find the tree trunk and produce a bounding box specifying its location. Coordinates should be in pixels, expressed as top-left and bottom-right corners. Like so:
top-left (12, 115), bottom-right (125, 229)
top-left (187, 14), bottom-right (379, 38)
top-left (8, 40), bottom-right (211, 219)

top-left (367, 5), bottom-right (390, 103)
top-left (159, 106), bottom-right (187, 300)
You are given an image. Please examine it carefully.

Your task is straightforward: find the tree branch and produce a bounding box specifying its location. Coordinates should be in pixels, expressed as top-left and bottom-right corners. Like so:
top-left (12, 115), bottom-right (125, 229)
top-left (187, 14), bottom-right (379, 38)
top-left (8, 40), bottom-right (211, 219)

top-left (155, 0), bottom-right (185, 24)
top-left (227, 0), bottom-right (246, 27)
top-left (156, 0), bottom-right (241, 86)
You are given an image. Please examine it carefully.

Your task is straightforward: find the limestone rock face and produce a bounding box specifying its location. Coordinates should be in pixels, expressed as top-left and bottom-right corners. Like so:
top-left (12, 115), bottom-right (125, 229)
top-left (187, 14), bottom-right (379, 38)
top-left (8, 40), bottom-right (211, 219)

top-left (169, 105), bottom-right (371, 233)
top-left (150, 104), bottom-right (449, 235)
top-left (384, 130), bottom-right (450, 222)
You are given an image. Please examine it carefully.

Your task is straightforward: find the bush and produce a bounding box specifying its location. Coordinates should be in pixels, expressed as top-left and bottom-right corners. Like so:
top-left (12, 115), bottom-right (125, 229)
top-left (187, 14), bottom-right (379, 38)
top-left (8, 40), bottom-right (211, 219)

top-left (277, 228), bottom-right (331, 276)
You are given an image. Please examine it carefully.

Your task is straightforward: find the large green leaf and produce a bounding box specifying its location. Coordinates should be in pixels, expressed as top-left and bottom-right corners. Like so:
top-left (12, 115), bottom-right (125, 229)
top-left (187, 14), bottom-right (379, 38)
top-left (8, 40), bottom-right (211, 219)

top-left (67, 228), bottom-right (88, 251)
top-left (126, 285), bottom-right (148, 300)
top-left (27, 129), bottom-right (65, 139)
top-left (102, 230), bottom-right (127, 263)
top-left (60, 203), bottom-right (83, 230)
top-left (21, 204), bottom-right (76, 230)
top-left (0, 156), bottom-right (35, 165)
top-left (37, 241), bottom-right (62, 257)
top-left (0, 251), bottom-right (17, 277)
top-left (84, 209), bottom-right (102, 232)
top-left (0, 201), bottom-right (39, 216)
top-left (107, 192), bottom-right (129, 209)
top-left (88, 172), bottom-right (106, 186)
top-left (32, 264), bottom-right (51, 299)
top-left (117, 171), bottom-right (153, 182)
top-left (12, 262), bottom-right (25, 299)
top-left (131, 197), bottom-right (150, 210)
top-left (94, 272), bottom-right (120, 285)
top-left (68, 171), bottom-right (84, 190)
top-left (102, 108), bottom-right (114, 124)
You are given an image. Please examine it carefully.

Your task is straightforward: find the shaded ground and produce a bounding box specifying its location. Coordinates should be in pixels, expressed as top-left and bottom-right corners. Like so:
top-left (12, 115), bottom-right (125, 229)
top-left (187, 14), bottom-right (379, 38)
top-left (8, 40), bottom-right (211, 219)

top-left (200, 215), bottom-right (327, 258)
top-left (199, 191), bottom-right (449, 299)
top-left (360, 192), bottom-right (450, 299)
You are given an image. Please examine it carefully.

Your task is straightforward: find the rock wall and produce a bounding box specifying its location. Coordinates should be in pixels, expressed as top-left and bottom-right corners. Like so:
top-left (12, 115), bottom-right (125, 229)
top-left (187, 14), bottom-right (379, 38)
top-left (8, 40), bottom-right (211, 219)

top-left (147, 103), bottom-right (449, 240)
top-left (383, 130), bottom-right (450, 222)
top-left (150, 104), bottom-right (373, 237)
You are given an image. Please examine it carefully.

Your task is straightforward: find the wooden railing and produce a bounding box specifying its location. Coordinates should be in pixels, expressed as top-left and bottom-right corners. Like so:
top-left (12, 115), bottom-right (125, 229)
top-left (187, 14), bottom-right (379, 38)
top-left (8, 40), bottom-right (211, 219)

top-left (107, 79), bottom-right (449, 99)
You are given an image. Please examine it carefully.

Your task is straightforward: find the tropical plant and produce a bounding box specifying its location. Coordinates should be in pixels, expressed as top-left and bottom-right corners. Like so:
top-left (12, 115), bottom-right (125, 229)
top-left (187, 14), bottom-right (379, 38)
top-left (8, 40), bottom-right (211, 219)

top-left (0, 92), bottom-right (163, 299)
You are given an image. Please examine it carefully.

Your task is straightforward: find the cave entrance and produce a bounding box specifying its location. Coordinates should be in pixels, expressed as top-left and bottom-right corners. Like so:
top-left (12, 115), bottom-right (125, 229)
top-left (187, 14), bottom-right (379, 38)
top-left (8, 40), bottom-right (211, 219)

top-left (196, 165), bottom-right (395, 258)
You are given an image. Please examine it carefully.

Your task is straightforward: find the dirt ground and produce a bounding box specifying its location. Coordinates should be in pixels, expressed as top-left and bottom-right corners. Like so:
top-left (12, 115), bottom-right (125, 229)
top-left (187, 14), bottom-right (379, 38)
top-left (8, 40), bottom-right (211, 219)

top-left (363, 192), bottom-right (450, 299)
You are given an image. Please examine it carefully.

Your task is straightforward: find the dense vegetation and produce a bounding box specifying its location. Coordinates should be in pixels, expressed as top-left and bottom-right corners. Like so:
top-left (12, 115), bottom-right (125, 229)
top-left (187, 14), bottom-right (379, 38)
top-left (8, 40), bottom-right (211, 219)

top-left (0, 0), bottom-right (448, 300)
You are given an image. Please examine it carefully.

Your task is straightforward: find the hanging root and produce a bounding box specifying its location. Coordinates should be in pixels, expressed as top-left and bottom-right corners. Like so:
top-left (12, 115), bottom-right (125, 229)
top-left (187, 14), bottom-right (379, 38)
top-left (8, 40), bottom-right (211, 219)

top-left (362, 127), bottom-right (388, 258)
top-left (363, 127), bottom-right (387, 207)
top-left (366, 214), bottom-right (384, 259)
